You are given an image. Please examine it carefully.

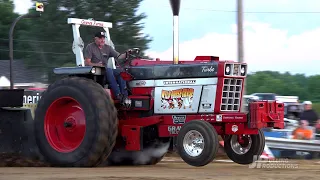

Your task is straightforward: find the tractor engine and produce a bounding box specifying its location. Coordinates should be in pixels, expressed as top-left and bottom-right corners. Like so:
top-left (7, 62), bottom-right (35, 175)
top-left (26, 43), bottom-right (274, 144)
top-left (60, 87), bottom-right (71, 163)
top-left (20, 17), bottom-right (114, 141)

top-left (124, 56), bottom-right (246, 114)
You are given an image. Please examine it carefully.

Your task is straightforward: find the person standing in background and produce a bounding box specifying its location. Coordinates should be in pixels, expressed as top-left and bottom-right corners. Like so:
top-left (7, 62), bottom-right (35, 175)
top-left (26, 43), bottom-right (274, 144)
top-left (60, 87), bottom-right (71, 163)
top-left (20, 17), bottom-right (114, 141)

top-left (299, 101), bottom-right (319, 127)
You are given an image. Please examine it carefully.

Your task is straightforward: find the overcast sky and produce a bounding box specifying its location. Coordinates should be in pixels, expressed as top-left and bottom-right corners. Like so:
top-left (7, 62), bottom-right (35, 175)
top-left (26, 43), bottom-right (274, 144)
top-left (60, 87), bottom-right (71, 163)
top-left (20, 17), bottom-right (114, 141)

top-left (13, 0), bottom-right (320, 76)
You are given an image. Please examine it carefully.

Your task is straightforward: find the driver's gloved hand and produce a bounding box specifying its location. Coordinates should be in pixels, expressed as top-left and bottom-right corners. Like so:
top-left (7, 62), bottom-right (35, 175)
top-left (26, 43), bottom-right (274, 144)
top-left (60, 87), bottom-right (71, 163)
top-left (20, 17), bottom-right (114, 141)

top-left (123, 49), bottom-right (132, 60)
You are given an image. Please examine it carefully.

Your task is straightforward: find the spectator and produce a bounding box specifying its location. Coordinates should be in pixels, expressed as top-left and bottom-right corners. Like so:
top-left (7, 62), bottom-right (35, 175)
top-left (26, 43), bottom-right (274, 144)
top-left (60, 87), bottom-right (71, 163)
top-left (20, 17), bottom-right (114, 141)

top-left (299, 101), bottom-right (320, 127)
top-left (292, 120), bottom-right (313, 140)
top-left (315, 120), bottom-right (320, 135)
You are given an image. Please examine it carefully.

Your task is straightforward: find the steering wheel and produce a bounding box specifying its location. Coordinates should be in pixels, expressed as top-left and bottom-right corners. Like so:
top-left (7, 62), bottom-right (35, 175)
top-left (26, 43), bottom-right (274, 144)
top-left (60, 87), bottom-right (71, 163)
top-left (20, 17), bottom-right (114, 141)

top-left (116, 48), bottom-right (141, 85)
top-left (127, 48), bottom-right (141, 61)
top-left (118, 48), bottom-right (141, 68)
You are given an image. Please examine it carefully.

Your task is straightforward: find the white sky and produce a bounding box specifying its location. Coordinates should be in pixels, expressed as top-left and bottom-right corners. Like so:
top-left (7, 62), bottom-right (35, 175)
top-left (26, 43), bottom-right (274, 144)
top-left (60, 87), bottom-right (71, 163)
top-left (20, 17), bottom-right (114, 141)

top-left (145, 21), bottom-right (320, 76)
top-left (13, 0), bottom-right (33, 14)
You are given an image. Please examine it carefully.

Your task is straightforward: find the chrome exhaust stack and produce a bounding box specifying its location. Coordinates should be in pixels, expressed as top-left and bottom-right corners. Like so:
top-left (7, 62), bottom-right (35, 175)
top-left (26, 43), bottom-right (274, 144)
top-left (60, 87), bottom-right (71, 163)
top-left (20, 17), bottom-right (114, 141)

top-left (169, 0), bottom-right (181, 64)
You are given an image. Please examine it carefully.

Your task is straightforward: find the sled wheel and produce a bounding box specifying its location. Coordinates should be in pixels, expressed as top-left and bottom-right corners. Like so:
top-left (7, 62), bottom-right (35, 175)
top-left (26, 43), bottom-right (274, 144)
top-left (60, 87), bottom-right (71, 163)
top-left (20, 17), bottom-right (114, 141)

top-left (176, 120), bottom-right (219, 167)
top-left (34, 76), bottom-right (118, 167)
top-left (106, 138), bottom-right (170, 166)
top-left (224, 129), bottom-right (265, 165)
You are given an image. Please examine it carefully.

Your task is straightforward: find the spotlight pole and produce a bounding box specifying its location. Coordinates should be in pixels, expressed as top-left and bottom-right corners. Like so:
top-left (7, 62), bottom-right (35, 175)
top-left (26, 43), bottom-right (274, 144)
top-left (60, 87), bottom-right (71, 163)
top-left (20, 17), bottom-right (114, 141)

top-left (8, 2), bottom-right (44, 89)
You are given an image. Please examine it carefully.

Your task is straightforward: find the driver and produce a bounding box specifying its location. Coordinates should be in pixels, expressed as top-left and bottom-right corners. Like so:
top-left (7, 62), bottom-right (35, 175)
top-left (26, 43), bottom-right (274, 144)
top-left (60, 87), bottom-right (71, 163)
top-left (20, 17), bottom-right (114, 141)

top-left (84, 31), bottom-right (131, 105)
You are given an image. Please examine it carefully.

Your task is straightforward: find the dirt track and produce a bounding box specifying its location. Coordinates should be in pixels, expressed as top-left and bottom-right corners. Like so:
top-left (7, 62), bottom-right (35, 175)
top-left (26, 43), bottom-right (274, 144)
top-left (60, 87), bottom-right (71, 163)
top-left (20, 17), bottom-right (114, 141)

top-left (0, 157), bottom-right (319, 180)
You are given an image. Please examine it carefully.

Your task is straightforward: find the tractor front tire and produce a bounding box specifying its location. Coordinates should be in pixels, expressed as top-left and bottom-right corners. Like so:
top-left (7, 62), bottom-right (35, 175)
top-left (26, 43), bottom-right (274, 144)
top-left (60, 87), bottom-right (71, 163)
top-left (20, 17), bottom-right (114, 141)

top-left (176, 120), bottom-right (219, 167)
top-left (34, 76), bottom-right (118, 167)
top-left (224, 129), bottom-right (265, 165)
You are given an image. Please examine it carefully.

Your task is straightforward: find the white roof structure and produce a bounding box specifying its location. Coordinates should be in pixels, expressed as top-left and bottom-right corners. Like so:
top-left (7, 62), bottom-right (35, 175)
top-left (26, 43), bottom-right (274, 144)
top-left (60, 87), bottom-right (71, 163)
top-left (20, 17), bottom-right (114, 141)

top-left (0, 76), bottom-right (10, 87)
top-left (67, 18), bottom-right (115, 69)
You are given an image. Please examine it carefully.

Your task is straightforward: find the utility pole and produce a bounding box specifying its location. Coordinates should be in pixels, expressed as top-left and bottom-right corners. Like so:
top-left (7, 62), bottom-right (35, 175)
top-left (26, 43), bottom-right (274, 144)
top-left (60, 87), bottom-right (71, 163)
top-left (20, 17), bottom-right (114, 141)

top-left (237, 0), bottom-right (246, 112)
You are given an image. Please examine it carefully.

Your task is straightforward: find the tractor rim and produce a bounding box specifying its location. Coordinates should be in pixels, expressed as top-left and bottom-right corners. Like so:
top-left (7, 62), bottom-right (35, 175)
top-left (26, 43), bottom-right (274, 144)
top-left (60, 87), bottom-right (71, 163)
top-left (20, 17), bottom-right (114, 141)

top-left (230, 135), bottom-right (252, 155)
top-left (183, 130), bottom-right (205, 157)
top-left (44, 96), bottom-right (86, 153)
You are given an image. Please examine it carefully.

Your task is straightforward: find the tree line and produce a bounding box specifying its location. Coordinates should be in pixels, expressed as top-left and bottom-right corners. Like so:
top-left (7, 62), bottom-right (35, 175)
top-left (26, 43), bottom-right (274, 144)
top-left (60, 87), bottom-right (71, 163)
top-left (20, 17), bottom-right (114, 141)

top-left (246, 71), bottom-right (320, 102)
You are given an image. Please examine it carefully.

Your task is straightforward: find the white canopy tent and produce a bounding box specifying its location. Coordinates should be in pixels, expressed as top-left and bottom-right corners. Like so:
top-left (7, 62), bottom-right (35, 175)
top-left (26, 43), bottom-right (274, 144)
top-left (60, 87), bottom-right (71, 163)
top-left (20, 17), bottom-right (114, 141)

top-left (0, 76), bottom-right (10, 87)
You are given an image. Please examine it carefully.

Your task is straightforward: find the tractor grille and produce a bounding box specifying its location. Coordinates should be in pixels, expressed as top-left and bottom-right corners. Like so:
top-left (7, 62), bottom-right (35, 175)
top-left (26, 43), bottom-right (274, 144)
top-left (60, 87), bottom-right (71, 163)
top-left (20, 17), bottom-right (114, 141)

top-left (220, 78), bottom-right (243, 111)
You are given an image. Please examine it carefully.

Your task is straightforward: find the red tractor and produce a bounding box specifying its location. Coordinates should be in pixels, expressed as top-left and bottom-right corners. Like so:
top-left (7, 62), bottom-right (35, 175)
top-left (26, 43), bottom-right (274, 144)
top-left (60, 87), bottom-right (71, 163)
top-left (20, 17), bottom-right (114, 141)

top-left (14, 0), bottom-right (284, 167)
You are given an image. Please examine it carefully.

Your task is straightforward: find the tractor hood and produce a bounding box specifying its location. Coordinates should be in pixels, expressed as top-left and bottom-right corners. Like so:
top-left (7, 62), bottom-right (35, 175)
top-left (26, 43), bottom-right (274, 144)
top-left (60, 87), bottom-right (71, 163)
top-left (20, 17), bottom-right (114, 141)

top-left (124, 61), bottom-right (218, 80)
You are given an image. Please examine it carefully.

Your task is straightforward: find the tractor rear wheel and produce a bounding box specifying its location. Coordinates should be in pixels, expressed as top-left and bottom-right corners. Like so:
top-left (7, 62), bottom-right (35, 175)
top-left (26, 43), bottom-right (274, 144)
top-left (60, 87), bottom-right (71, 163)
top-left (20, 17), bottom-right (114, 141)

top-left (223, 129), bottom-right (265, 165)
top-left (176, 120), bottom-right (219, 167)
top-left (34, 76), bottom-right (118, 167)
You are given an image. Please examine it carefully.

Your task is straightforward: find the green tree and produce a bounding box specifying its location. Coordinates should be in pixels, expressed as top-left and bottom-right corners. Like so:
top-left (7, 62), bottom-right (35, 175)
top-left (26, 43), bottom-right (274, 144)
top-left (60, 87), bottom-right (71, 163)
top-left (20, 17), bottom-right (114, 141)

top-left (0, 0), bottom-right (29, 60)
top-left (16, 0), bottom-right (152, 82)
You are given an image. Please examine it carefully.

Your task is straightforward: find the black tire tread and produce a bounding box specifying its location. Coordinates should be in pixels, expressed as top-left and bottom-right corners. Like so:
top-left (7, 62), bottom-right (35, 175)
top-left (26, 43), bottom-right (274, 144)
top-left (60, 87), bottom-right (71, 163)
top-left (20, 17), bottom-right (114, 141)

top-left (256, 129), bottom-right (265, 157)
top-left (224, 129), bottom-right (265, 165)
top-left (34, 76), bottom-right (118, 167)
top-left (177, 120), bottom-right (219, 167)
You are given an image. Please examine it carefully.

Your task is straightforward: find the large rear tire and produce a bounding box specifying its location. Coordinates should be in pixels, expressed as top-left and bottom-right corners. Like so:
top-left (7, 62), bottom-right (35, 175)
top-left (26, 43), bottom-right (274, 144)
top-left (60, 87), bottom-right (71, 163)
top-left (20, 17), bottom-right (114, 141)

top-left (34, 76), bottom-right (118, 167)
top-left (224, 129), bottom-right (265, 165)
top-left (176, 120), bottom-right (219, 167)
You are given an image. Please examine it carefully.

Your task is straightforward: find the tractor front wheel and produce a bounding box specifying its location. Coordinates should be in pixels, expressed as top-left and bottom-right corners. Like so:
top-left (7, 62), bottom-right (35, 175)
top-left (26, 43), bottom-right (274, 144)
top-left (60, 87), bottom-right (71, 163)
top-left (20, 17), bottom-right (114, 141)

top-left (34, 76), bottom-right (118, 167)
top-left (223, 129), bottom-right (265, 165)
top-left (176, 120), bottom-right (219, 167)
